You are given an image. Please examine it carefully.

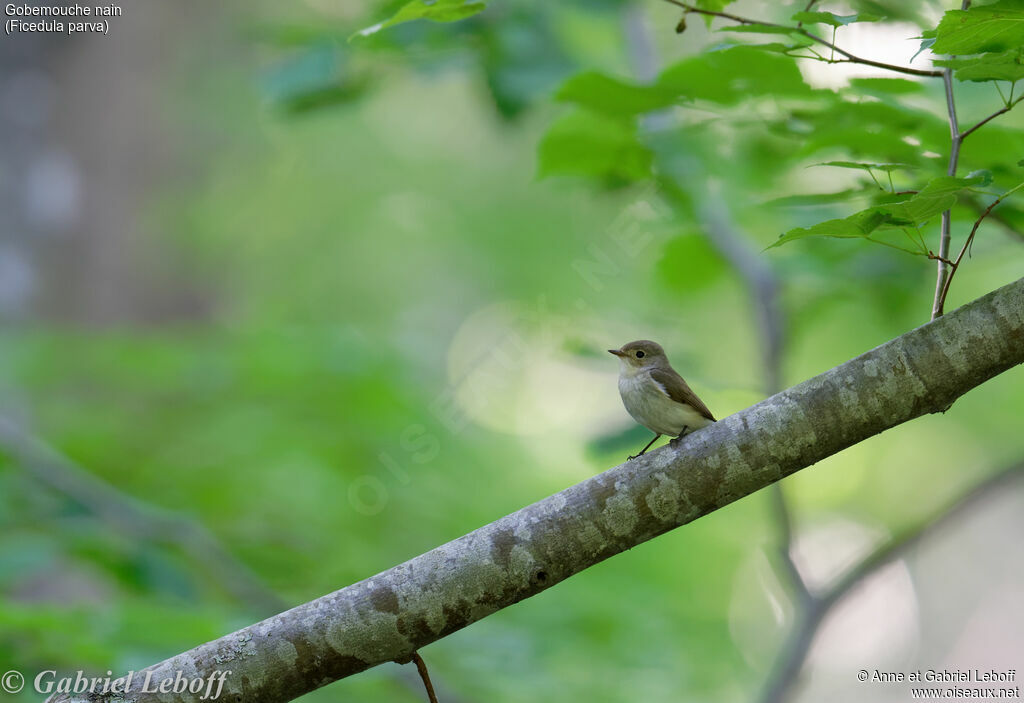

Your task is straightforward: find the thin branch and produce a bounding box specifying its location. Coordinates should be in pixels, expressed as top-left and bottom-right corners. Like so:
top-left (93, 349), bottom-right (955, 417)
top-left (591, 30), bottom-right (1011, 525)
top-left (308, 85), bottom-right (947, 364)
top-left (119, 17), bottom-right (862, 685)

top-left (760, 460), bottom-right (1024, 703)
top-left (936, 182), bottom-right (1024, 312)
top-left (412, 652), bottom-right (440, 703)
top-left (932, 53), bottom-right (965, 320)
top-left (963, 194), bottom-right (1024, 243)
top-left (661, 0), bottom-right (943, 78)
top-left (959, 95), bottom-right (1024, 142)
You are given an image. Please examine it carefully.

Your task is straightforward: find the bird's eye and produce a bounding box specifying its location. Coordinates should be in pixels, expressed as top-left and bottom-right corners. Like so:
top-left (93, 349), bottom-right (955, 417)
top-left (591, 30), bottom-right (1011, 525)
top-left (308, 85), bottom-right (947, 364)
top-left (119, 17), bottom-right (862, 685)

top-left (635, 350), bottom-right (645, 358)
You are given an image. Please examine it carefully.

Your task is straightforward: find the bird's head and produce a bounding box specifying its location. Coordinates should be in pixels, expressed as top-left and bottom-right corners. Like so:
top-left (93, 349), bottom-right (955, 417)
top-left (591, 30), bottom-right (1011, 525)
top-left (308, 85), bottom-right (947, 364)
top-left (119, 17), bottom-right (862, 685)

top-left (608, 340), bottom-right (669, 370)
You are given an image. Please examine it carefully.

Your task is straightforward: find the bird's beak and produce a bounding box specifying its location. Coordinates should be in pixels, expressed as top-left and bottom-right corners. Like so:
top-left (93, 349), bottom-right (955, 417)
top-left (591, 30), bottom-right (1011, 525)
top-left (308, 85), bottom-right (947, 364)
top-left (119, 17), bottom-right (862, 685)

top-left (608, 349), bottom-right (625, 357)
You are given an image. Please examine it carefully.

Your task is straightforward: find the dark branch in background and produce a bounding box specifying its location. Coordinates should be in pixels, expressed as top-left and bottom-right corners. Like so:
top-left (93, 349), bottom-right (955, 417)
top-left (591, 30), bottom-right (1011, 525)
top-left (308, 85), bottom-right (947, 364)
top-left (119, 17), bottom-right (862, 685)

top-left (46, 277), bottom-right (1024, 703)
top-left (692, 193), bottom-right (811, 611)
top-left (760, 461), bottom-right (1024, 703)
top-left (0, 418), bottom-right (286, 616)
top-left (0, 418), bottom-right (459, 703)
top-left (660, 0), bottom-right (943, 78)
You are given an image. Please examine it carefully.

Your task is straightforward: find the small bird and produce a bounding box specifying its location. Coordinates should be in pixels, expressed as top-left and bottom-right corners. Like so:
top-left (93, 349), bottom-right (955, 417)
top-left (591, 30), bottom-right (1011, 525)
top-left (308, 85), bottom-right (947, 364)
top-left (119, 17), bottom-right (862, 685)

top-left (609, 340), bottom-right (716, 459)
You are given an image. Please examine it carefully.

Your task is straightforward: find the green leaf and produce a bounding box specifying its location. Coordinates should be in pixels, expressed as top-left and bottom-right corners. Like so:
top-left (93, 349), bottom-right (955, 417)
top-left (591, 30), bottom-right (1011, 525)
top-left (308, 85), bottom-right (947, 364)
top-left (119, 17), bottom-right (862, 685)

top-left (814, 161), bottom-right (916, 173)
top-left (770, 208), bottom-right (895, 248)
top-left (967, 169), bottom-right (994, 187)
top-left (791, 11), bottom-right (882, 27)
top-left (769, 175), bottom-right (988, 249)
top-left (693, 0), bottom-right (738, 9)
top-left (891, 174), bottom-right (989, 223)
top-left (849, 77), bottom-right (925, 95)
top-left (350, 0), bottom-right (485, 41)
top-left (658, 46), bottom-right (812, 105)
top-left (911, 34), bottom-right (936, 62)
top-left (556, 72), bottom-right (677, 116)
top-left (934, 50), bottom-right (1024, 82)
top-left (537, 111), bottom-right (652, 183)
top-left (763, 188), bottom-right (867, 207)
top-left (932, 0), bottom-right (1024, 55)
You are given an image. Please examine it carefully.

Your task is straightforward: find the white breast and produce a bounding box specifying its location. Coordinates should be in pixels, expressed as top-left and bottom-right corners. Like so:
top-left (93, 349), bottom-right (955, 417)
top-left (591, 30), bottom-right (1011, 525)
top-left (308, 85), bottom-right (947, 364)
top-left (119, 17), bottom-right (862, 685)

top-left (618, 369), bottom-right (711, 437)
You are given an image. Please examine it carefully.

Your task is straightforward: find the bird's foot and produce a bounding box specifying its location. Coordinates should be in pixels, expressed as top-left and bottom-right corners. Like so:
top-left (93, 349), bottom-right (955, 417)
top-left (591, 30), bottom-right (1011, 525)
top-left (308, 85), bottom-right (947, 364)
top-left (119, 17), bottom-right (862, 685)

top-left (669, 426), bottom-right (690, 449)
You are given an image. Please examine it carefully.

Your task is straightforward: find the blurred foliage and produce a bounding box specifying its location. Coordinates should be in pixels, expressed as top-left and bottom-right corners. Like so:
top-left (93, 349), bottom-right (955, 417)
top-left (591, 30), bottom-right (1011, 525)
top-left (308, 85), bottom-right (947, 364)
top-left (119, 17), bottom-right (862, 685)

top-left (2, 0), bottom-right (1023, 702)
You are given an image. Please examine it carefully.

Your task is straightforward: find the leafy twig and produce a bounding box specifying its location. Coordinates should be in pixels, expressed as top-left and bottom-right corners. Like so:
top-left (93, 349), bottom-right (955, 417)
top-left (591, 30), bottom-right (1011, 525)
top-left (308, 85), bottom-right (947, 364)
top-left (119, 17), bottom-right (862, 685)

top-left (936, 181), bottom-right (1024, 312)
top-left (959, 95), bottom-right (1024, 142)
top-left (661, 0), bottom-right (943, 78)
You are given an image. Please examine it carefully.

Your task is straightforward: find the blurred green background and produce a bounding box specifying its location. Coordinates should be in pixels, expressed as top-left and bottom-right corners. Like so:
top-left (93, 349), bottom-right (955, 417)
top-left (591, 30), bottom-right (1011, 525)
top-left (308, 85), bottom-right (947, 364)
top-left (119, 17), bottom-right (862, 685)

top-left (1, 1), bottom-right (1022, 702)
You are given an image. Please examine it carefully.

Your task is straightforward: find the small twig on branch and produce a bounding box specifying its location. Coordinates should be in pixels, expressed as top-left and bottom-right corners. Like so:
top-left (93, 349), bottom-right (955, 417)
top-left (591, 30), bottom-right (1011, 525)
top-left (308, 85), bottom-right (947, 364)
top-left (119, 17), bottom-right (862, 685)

top-left (412, 652), bottom-right (440, 703)
top-left (936, 181), bottom-right (1024, 313)
top-left (661, 0), bottom-right (943, 78)
top-left (959, 95), bottom-right (1024, 142)
top-left (963, 195), bottom-right (1024, 243)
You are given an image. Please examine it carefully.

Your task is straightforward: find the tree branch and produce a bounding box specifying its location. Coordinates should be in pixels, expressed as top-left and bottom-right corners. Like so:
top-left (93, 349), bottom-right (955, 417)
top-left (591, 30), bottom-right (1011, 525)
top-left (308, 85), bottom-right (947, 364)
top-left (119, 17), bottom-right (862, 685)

top-left (48, 277), bottom-right (1024, 703)
top-left (661, 0), bottom-right (943, 78)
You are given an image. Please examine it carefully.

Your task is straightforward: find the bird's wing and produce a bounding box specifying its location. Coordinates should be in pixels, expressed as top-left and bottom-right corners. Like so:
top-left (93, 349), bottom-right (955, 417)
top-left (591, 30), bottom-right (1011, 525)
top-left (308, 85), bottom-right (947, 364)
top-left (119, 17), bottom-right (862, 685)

top-left (649, 368), bottom-right (716, 422)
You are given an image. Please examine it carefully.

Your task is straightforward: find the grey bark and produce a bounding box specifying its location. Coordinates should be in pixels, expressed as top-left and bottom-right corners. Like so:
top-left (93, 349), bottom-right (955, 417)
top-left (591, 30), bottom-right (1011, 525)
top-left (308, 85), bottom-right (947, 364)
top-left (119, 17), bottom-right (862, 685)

top-left (50, 277), bottom-right (1024, 703)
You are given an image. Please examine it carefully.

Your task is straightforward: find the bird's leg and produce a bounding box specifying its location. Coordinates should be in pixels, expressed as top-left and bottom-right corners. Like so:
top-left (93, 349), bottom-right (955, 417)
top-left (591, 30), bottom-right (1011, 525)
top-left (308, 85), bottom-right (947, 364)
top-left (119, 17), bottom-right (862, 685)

top-left (669, 426), bottom-right (690, 448)
top-left (628, 433), bottom-right (661, 460)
